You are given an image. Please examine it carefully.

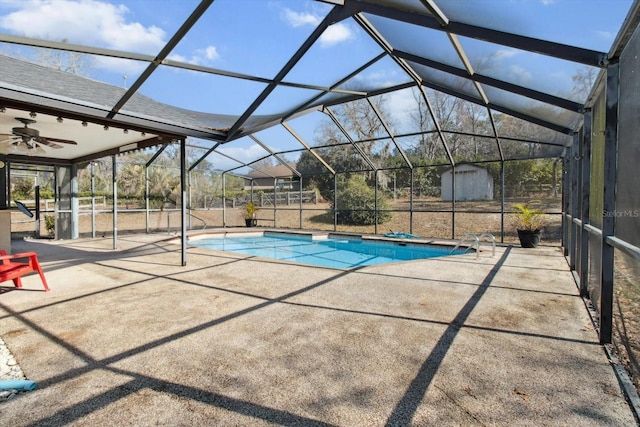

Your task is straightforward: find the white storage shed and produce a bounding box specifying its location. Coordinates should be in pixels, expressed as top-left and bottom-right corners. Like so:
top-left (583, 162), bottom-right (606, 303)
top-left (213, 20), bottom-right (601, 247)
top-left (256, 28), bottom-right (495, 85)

top-left (441, 165), bottom-right (494, 201)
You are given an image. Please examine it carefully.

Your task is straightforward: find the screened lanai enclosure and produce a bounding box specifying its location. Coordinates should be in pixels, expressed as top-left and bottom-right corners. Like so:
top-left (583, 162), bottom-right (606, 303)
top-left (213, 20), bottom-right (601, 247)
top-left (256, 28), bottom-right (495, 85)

top-left (0, 0), bottom-right (640, 379)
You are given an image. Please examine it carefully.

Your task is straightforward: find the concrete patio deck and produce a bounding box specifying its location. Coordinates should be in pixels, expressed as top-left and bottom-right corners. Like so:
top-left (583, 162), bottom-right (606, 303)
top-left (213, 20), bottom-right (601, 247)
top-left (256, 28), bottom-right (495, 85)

top-left (0, 232), bottom-right (636, 426)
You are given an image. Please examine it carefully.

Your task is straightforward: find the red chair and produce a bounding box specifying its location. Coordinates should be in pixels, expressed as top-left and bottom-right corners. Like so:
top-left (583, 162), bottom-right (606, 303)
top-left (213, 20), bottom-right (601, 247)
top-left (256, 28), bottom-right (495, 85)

top-left (0, 250), bottom-right (50, 291)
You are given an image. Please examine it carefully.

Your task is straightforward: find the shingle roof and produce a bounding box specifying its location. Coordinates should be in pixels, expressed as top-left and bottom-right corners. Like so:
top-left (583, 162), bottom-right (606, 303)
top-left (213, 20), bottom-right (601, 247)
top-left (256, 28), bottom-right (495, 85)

top-left (0, 54), bottom-right (232, 139)
top-left (247, 163), bottom-right (297, 179)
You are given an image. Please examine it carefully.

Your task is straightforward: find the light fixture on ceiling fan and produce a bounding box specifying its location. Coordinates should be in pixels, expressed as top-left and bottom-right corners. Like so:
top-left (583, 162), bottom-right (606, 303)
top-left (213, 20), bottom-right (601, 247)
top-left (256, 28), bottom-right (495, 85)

top-left (11, 137), bottom-right (46, 155)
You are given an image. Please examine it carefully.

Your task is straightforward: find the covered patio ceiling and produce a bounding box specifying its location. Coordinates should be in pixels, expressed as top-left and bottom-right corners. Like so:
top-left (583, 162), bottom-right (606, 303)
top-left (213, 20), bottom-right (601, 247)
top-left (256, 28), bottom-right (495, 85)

top-left (0, 0), bottom-right (638, 171)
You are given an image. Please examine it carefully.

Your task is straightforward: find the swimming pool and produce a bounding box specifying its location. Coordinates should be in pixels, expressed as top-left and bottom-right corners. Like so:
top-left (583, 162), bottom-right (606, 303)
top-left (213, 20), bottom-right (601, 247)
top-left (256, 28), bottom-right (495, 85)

top-left (188, 232), bottom-right (465, 269)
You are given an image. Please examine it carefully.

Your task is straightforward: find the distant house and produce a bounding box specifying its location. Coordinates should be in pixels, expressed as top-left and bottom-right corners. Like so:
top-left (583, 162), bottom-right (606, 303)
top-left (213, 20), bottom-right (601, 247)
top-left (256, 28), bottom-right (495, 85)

top-left (441, 165), bottom-right (493, 201)
top-left (243, 163), bottom-right (299, 191)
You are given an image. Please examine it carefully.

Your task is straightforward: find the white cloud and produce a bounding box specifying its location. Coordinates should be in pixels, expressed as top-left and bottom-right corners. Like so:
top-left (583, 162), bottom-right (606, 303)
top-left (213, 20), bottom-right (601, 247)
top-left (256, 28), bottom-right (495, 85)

top-left (492, 48), bottom-right (519, 60)
top-left (540, 0), bottom-right (556, 5)
top-left (202, 46), bottom-right (219, 61)
top-left (94, 56), bottom-right (146, 77)
top-left (282, 8), bottom-right (320, 27)
top-left (0, 1), bottom-right (221, 72)
top-left (362, 69), bottom-right (401, 84)
top-left (508, 65), bottom-right (532, 83)
top-left (348, 68), bottom-right (403, 91)
top-left (319, 22), bottom-right (353, 47)
top-left (0, 0), bottom-right (166, 53)
top-left (386, 90), bottom-right (418, 131)
top-left (217, 144), bottom-right (269, 166)
top-left (167, 53), bottom-right (188, 63)
top-left (595, 30), bottom-right (612, 39)
top-left (167, 45), bottom-right (220, 67)
top-left (281, 7), bottom-right (353, 48)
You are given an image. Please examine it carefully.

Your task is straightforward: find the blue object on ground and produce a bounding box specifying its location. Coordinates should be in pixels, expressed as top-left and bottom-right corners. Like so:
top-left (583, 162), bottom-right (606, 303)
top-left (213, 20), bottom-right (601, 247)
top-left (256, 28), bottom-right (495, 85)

top-left (383, 231), bottom-right (419, 239)
top-left (0, 380), bottom-right (37, 391)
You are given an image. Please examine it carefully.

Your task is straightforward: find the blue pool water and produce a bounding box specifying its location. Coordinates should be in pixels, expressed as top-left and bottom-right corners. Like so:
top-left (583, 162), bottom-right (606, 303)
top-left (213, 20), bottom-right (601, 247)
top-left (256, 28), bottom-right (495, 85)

top-left (189, 232), bottom-right (464, 269)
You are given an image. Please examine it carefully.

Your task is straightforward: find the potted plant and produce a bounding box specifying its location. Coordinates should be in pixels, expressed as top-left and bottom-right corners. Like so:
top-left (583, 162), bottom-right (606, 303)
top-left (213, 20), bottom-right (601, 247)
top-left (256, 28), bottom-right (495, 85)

top-left (244, 202), bottom-right (258, 227)
top-left (511, 201), bottom-right (546, 248)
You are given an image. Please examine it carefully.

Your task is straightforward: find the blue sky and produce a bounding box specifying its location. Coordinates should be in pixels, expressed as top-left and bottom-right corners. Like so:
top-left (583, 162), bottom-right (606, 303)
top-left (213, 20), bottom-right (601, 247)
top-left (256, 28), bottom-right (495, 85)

top-left (0, 0), bottom-right (634, 171)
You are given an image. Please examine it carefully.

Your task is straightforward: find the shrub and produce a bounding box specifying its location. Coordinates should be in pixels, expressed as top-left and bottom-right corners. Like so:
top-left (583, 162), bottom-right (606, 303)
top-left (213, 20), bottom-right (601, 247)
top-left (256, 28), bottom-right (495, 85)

top-left (333, 175), bottom-right (392, 225)
top-left (44, 215), bottom-right (55, 238)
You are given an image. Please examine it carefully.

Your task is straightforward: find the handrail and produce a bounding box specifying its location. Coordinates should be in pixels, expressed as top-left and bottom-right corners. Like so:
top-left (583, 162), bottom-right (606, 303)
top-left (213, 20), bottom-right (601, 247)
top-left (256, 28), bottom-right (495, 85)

top-left (451, 232), bottom-right (496, 259)
top-left (450, 233), bottom-right (480, 259)
top-left (166, 211), bottom-right (207, 234)
top-left (188, 212), bottom-right (207, 230)
top-left (584, 223), bottom-right (603, 237)
top-left (478, 233), bottom-right (496, 257)
top-left (606, 236), bottom-right (640, 261)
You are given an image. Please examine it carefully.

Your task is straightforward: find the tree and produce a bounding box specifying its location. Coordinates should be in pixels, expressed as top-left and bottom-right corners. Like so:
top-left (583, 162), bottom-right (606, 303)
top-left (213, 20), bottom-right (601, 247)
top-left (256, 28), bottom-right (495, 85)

top-left (1, 38), bottom-right (94, 76)
top-left (147, 164), bottom-right (181, 208)
top-left (298, 96), bottom-right (396, 200)
top-left (34, 39), bottom-right (94, 75)
top-left (251, 156), bottom-right (274, 172)
top-left (9, 176), bottom-right (34, 200)
top-left (407, 88), bottom-right (440, 161)
top-left (570, 66), bottom-right (598, 101)
top-left (334, 175), bottom-right (391, 225)
top-left (296, 150), bottom-right (334, 201)
top-left (77, 158), bottom-right (112, 197)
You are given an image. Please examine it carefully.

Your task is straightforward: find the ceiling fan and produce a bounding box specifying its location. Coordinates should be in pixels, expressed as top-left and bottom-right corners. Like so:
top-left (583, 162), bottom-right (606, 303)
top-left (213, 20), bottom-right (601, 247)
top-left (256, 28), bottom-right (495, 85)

top-left (0, 117), bottom-right (77, 155)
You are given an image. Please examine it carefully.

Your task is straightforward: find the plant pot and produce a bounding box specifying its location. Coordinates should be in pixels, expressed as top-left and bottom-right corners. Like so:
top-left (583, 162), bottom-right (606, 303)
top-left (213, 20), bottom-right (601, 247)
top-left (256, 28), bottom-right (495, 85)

top-left (245, 218), bottom-right (257, 227)
top-left (517, 229), bottom-right (541, 248)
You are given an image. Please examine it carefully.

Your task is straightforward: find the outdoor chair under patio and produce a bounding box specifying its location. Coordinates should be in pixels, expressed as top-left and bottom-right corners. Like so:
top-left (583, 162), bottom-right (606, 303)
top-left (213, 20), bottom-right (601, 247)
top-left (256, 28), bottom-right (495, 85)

top-left (0, 250), bottom-right (50, 291)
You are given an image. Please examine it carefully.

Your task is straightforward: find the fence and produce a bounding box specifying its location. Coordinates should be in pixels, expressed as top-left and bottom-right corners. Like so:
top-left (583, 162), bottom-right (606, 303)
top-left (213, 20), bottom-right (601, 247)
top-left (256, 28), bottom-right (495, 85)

top-left (15, 196), bottom-right (108, 212)
top-left (258, 190), bottom-right (317, 207)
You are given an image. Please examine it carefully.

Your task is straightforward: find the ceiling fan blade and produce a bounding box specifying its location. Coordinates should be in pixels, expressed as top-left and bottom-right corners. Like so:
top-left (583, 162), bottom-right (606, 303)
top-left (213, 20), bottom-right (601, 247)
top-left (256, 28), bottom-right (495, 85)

top-left (0, 136), bottom-right (19, 144)
top-left (37, 139), bottom-right (63, 149)
top-left (38, 136), bottom-right (77, 145)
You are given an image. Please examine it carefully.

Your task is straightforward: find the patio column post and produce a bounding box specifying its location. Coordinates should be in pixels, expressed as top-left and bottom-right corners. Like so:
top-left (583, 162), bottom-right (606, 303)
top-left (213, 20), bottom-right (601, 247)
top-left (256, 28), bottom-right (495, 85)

top-left (0, 157), bottom-right (6, 209)
top-left (579, 110), bottom-right (592, 297)
top-left (112, 155), bottom-right (117, 250)
top-left (70, 163), bottom-right (79, 239)
top-left (374, 170), bottom-right (378, 235)
top-left (569, 135), bottom-right (580, 271)
top-left (299, 176), bottom-right (303, 229)
top-left (145, 163), bottom-right (149, 234)
top-left (54, 165), bottom-right (58, 240)
top-left (180, 138), bottom-right (187, 266)
top-left (333, 174), bottom-right (337, 232)
top-left (410, 168), bottom-right (414, 235)
top-left (222, 173), bottom-right (226, 227)
top-left (91, 161), bottom-right (96, 238)
top-left (35, 183), bottom-right (40, 238)
top-left (451, 165), bottom-right (456, 239)
top-left (188, 170), bottom-right (192, 231)
top-left (599, 60), bottom-right (619, 344)
top-left (500, 161), bottom-right (505, 243)
top-left (562, 155), bottom-right (569, 256)
top-left (273, 178), bottom-right (277, 228)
